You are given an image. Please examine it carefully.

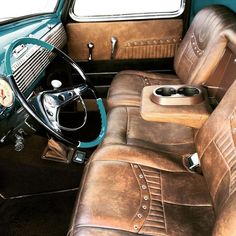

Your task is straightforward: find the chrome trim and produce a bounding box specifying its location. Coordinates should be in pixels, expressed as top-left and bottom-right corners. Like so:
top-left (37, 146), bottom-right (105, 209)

top-left (7, 188), bottom-right (78, 200)
top-left (12, 23), bottom-right (67, 93)
top-left (69, 0), bottom-right (185, 22)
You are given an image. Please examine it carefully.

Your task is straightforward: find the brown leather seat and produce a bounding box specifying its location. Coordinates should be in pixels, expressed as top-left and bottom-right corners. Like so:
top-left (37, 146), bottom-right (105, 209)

top-left (107, 5), bottom-right (236, 109)
top-left (102, 106), bottom-right (196, 156)
top-left (68, 79), bottom-right (236, 236)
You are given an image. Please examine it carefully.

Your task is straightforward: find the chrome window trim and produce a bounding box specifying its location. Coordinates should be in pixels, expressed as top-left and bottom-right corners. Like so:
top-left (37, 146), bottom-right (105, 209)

top-left (69, 0), bottom-right (185, 22)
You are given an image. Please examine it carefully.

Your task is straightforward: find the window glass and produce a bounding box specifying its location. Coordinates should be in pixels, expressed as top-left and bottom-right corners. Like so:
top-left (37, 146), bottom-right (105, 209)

top-left (0, 0), bottom-right (58, 22)
top-left (71, 0), bottom-right (185, 21)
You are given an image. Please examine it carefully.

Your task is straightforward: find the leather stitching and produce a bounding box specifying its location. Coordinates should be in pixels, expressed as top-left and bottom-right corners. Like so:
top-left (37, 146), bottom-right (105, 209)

top-left (139, 165), bottom-right (167, 235)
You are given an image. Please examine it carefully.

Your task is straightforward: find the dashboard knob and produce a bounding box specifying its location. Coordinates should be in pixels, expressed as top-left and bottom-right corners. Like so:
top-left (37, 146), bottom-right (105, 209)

top-left (51, 80), bottom-right (62, 90)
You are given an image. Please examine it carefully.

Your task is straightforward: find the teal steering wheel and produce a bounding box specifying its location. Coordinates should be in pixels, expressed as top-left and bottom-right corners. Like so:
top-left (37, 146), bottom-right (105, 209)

top-left (4, 37), bottom-right (107, 149)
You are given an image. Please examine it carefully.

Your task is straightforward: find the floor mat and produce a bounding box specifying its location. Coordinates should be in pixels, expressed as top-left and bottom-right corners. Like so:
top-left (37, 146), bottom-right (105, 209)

top-left (0, 135), bottom-right (84, 197)
top-left (0, 190), bottom-right (77, 236)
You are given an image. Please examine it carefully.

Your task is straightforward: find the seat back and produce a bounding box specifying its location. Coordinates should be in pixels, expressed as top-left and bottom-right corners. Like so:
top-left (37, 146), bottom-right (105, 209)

top-left (196, 79), bottom-right (236, 235)
top-left (174, 5), bottom-right (236, 85)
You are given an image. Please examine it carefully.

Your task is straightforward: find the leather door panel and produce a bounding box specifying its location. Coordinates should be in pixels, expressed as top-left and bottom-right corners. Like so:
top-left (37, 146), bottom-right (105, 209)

top-left (66, 19), bottom-right (183, 61)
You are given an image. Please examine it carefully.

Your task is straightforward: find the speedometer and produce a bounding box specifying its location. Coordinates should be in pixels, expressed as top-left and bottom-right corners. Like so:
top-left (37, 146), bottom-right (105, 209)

top-left (0, 79), bottom-right (14, 107)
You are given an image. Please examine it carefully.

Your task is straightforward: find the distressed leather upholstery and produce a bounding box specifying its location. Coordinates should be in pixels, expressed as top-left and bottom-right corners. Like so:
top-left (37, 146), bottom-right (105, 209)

top-left (68, 79), bottom-right (236, 236)
top-left (107, 5), bottom-right (236, 109)
top-left (102, 106), bottom-right (196, 156)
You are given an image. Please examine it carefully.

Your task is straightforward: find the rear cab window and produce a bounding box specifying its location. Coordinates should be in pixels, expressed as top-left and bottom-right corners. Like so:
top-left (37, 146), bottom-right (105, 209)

top-left (70, 0), bottom-right (185, 22)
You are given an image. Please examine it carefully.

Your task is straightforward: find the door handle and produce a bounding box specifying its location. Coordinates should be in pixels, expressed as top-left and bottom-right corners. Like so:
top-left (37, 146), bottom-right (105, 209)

top-left (111, 37), bottom-right (118, 59)
top-left (87, 42), bottom-right (94, 61)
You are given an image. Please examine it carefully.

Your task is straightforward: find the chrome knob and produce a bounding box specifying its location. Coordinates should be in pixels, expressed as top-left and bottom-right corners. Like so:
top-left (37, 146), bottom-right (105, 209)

top-left (87, 42), bottom-right (94, 61)
top-left (51, 80), bottom-right (62, 90)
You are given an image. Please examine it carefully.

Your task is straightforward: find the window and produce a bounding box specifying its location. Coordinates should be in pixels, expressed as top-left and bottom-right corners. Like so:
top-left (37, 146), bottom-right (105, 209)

top-left (70, 0), bottom-right (185, 22)
top-left (0, 0), bottom-right (59, 22)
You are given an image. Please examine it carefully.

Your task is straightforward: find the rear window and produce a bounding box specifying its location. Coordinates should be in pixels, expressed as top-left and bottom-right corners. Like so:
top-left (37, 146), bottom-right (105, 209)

top-left (0, 0), bottom-right (59, 22)
top-left (70, 0), bottom-right (185, 22)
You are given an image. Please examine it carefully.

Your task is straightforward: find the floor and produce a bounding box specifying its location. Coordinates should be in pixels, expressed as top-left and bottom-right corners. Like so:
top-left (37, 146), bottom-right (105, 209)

top-left (0, 110), bottom-right (101, 235)
top-left (0, 190), bottom-right (77, 236)
top-left (0, 135), bottom-right (84, 235)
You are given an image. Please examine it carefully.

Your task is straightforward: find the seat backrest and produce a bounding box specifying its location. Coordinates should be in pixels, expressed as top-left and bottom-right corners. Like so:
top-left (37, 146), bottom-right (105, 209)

top-left (196, 79), bottom-right (236, 235)
top-left (174, 5), bottom-right (236, 85)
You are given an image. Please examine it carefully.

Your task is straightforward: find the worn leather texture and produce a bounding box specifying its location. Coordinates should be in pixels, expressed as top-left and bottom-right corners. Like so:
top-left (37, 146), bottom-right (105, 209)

top-left (107, 70), bottom-right (181, 108)
top-left (68, 161), bottom-right (214, 236)
top-left (68, 81), bottom-right (236, 236)
top-left (66, 20), bottom-right (183, 61)
top-left (102, 106), bottom-right (196, 156)
top-left (174, 5), bottom-right (236, 85)
top-left (107, 5), bottom-right (236, 109)
top-left (206, 43), bottom-right (236, 102)
top-left (90, 144), bottom-right (187, 173)
top-left (195, 80), bottom-right (236, 236)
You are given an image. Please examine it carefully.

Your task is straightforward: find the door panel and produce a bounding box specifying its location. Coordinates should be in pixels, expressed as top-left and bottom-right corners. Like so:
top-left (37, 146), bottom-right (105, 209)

top-left (66, 19), bottom-right (183, 61)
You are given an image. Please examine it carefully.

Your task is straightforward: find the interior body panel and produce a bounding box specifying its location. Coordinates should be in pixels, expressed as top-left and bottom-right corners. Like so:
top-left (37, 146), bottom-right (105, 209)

top-left (65, 3), bottom-right (189, 95)
top-left (66, 19), bottom-right (183, 61)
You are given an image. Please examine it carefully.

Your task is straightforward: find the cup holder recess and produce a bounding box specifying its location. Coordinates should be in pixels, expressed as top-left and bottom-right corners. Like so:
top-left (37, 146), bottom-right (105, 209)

top-left (151, 85), bottom-right (204, 106)
top-left (177, 87), bottom-right (200, 96)
top-left (155, 87), bottom-right (177, 96)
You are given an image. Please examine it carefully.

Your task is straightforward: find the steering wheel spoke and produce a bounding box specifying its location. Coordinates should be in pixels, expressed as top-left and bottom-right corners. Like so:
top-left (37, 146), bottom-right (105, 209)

top-left (42, 84), bottom-right (88, 131)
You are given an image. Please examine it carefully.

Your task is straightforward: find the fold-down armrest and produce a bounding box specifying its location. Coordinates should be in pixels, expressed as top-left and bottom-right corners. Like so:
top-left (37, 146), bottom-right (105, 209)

top-left (140, 85), bottom-right (212, 129)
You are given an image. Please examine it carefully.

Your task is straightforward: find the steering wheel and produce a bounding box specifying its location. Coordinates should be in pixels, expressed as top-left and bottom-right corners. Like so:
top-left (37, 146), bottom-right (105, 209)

top-left (4, 37), bottom-right (107, 149)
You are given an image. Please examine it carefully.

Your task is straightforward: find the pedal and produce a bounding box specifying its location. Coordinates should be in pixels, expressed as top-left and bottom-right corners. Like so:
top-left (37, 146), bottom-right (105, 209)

top-left (73, 150), bottom-right (86, 164)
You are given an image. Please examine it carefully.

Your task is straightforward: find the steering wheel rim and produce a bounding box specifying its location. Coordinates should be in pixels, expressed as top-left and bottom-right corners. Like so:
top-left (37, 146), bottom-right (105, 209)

top-left (4, 37), bottom-right (107, 149)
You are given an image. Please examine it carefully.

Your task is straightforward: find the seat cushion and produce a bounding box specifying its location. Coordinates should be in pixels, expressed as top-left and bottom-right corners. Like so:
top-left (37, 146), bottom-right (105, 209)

top-left (107, 70), bottom-right (181, 109)
top-left (103, 106), bottom-right (196, 156)
top-left (68, 160), bottom-right (215, 236)
top-left (90, 144), bottom-right (187, 173)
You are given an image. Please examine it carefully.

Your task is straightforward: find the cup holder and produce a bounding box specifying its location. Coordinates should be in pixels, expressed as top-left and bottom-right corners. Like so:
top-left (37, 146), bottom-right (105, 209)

top-left (155, 87), bottom-right (177, 96)
top-left (177, 87), bottom-right (200, 96)
top-left (151, 85), bottom-right (204, 106)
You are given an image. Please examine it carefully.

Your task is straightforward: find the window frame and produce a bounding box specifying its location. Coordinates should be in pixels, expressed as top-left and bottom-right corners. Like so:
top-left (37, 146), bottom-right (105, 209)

top-left (0, 0), bottom-right (60, 25)
top-left (69, 0), bottom-right (186, 22)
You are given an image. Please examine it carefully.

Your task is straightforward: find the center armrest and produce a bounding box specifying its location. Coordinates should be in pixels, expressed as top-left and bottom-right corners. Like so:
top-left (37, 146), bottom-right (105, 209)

top-left (140, 85), bottom-right (212, 129)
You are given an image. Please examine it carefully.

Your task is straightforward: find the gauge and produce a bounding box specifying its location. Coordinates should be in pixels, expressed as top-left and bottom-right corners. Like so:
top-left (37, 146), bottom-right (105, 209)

top-left (0, 79), bottom-right (14, 107)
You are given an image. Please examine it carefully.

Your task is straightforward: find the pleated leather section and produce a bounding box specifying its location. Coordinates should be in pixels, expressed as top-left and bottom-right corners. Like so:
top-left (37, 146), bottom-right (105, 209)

top-left (174, 5), bottom-right (236, 85)
top-left (141, 166), bottom-right (166, 235)
top-left (131, 164), bottom-right (167, 235)
top-left (117, 38), bottom-right (181, 59)
top-left (215, 126), bottom-right (236, 195)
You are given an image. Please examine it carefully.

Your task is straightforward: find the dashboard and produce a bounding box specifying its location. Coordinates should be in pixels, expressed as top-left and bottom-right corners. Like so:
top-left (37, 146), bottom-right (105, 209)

top-left (0, 19), bottom-right (66, 120)
top-left (0, 12), bottom-right (68, 147)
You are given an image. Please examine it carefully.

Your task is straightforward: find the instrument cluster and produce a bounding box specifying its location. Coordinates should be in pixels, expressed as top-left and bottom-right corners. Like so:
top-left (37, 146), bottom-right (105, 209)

top-left (0, 77), bottom-right (14, 117)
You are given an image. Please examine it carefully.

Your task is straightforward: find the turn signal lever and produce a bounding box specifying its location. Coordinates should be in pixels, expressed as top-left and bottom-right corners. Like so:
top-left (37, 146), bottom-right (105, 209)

top-left (87, 42), bottom-right (94, 61)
